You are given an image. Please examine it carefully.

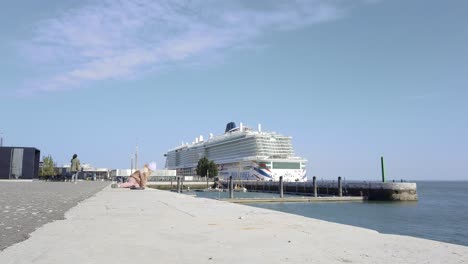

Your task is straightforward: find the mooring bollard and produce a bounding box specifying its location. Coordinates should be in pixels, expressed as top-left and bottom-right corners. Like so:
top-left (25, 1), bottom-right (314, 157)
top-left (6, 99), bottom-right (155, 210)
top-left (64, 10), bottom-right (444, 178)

top-left (313, 176), bottom-right (317, 197)
top-left (229, 176), bottom-right (234, 199)
top-left (338, 176), bottom-right (343, 197)
top-left (176, 177), bottom-right (180, 193)
top-left (279, 176), bottom-right (284, 198)
top-left (180, 177), bottom-right (183, 193)
top-left (180, 177), bottom-right (184, 193)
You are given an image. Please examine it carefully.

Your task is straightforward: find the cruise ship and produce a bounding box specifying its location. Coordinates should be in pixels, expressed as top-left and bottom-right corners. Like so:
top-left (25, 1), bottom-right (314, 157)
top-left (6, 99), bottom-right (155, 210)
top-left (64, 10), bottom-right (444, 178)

top-left (165, 122), bottom-right (307, 182)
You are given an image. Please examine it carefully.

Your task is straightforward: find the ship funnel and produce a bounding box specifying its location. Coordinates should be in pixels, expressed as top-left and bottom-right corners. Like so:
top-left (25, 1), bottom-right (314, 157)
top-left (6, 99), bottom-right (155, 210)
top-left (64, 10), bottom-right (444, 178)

top-left (199, 135), bottom-right (204, 142)
top-left (195, 137), bottom-right (199, 143)
top-left (209, 133), bottom-right (214, 139)
top-left (240, 122), bottom-right (243, 132)
top-left (258, 124), bottom-right (262, 132)
top-left (225, 122), bottom-right (236, 133)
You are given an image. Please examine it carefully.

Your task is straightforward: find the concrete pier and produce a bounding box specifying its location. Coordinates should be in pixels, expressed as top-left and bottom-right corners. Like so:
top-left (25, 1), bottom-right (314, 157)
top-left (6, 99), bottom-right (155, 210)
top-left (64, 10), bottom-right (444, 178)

top-left (238, 180), bottom-right (418, 201)
top-left (0, 186), bottom-right (465, 264)
top-left (147, 180), bottom-right (418, 201)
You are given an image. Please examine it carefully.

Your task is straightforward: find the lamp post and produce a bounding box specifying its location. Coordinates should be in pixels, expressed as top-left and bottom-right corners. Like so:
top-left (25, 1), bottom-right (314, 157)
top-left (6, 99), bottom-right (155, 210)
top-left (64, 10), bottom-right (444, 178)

top-left (135, 144), bottom-right (139, 171)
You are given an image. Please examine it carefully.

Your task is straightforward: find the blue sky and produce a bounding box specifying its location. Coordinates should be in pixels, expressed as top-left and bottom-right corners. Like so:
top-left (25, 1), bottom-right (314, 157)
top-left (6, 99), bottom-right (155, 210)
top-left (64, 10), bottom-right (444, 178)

top-left (1, 0), bottom-right (467, 180)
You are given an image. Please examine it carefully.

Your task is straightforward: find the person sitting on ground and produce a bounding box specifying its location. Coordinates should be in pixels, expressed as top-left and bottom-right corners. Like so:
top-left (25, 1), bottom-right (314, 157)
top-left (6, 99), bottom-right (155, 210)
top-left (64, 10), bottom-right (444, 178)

top-left (112, 162), bottom-right (156, 189)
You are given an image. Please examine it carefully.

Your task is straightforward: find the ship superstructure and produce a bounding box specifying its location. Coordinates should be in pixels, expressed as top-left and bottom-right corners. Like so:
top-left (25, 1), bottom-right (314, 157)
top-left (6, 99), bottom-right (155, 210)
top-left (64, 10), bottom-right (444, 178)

top-left (165, 122), bottom-right (307, 182)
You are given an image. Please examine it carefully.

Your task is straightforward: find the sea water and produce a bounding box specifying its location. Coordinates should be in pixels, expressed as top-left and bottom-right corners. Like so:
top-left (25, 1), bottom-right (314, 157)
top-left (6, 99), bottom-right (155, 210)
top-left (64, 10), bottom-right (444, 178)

top-left (193, 181), bottom-right (468, 246)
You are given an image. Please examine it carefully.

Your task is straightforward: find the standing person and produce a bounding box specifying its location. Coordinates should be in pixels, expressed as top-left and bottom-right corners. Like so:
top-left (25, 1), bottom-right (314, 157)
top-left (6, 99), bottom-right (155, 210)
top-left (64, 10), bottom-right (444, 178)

top-left (112, 162), bottom-right (156, 189)
top-left (70, 154), bottom-right (81, 184)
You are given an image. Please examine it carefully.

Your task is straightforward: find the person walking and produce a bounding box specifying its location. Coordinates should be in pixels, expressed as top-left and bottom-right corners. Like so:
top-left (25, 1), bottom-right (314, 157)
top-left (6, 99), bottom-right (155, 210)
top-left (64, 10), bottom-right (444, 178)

top-left (70, 154), bottom-right (81, 184)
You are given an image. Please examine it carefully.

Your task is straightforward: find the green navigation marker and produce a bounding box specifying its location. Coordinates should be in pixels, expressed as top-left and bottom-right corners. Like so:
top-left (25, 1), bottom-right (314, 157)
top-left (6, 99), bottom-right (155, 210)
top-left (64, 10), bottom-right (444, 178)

top-left (381, 156), bottom-right (385, 182)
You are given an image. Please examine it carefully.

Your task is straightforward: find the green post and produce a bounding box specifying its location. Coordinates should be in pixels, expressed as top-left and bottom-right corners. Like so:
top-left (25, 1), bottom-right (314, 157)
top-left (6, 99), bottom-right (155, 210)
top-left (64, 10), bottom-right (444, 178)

top-left (381, 156), bottom-right (385, 182)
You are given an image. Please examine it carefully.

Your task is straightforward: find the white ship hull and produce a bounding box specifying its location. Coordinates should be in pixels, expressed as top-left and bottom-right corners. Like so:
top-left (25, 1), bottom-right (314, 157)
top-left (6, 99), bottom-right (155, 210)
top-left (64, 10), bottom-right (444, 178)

top-left (218, 161), bottom-right (307, 182)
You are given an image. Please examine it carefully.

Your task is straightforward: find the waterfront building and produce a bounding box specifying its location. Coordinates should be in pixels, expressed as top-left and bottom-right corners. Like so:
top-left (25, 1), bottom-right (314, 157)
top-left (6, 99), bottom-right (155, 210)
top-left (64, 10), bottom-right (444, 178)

top-left (0, 146), bottom-right (40, 179)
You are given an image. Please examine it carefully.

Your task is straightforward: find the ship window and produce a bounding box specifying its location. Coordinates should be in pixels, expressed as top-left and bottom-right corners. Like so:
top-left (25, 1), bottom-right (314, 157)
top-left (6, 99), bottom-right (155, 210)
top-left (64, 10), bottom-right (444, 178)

top-left (272, 162), bottom-right (300, 169)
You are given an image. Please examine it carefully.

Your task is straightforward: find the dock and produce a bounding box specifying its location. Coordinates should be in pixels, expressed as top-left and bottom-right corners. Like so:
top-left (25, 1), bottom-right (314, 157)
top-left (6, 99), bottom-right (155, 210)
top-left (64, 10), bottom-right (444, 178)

top-left (148, 179), bottom-right (418, 201)
top-left (239, 180), bottom-right (418, 201)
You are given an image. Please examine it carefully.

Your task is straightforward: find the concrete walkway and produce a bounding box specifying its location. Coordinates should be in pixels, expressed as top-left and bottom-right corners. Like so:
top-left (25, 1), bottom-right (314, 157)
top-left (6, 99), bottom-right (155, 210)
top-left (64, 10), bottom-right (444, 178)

top-left (1, 186), bottom-right (467, 264)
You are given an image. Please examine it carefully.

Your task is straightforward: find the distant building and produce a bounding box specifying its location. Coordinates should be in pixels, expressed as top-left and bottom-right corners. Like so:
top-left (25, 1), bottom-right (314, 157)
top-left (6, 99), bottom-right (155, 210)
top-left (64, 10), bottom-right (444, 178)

top-left (0, 147), bottom-right (40, 179)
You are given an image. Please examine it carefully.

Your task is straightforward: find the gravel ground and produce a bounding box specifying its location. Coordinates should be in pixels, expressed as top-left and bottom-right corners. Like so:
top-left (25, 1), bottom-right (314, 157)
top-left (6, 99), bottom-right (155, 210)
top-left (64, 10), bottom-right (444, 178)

top-left (0, 181), bottom-right (109, 251)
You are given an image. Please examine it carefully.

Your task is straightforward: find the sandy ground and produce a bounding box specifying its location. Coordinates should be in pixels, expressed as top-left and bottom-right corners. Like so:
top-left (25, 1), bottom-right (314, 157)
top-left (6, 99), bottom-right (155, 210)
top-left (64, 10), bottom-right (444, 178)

top-left (0, 186), bottom-right (467, 264)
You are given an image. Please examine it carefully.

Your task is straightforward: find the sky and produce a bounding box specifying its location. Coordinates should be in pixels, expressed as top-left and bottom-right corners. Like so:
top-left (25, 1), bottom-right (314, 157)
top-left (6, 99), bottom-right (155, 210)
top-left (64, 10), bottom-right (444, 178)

top-left (0, 0), bottom-right (467, 181)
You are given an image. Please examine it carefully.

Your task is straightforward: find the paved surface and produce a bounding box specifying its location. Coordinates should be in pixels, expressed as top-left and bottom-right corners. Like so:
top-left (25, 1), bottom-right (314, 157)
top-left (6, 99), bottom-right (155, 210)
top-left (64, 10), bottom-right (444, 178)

top-left (0, 181), bottom-right (108, 250)
top-left (0, 186), bottom-right (467, 264)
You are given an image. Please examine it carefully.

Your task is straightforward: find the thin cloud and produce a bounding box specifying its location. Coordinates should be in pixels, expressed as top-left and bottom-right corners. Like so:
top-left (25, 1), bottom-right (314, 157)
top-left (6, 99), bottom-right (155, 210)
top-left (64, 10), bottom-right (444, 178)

top-left (20, 0), bottom-right (373, 95)
top-left (401, 92), bottom-right (440, 101)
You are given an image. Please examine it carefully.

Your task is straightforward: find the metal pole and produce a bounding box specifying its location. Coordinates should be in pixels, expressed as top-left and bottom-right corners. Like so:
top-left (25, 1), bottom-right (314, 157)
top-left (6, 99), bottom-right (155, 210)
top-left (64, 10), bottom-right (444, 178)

top-left (381, 156), bottom-right (385, 182)
top-left (229, 176), bottom-right (234, 199)
top-left (279, 176), bottom-right (284, 198)
top-left (338, 176), bottom-right (342, 197)
top-left (181, 176), bottom-right (184, 193)
top-left (176, 177), bottom-right (180, 193)
top-left (313, 176), bottom-right (317, 197)
top-left (206, 171), bottom-right (209, 188)
top-left (135, 144), bottom-right (139, 171)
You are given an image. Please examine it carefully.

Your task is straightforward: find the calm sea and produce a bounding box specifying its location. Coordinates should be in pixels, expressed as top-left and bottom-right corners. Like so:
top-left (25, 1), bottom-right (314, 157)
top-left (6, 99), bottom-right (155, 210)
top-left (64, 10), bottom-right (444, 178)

top-left (192, 181), bottom-right (468, 246)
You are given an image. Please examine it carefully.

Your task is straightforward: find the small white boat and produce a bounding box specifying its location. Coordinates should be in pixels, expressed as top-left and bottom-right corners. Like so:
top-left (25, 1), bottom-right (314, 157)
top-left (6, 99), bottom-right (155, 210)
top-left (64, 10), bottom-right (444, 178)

top-left (207, 187), bottom-right (223, 192)
top-left (234, 187), bottom-right (248, 192)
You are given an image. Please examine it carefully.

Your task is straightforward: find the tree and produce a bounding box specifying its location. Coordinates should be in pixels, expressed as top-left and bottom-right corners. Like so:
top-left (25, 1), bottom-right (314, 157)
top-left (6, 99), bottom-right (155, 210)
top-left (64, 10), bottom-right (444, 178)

top-left (196, 157), bottom-right (218, 178)
top-left (196, 157), bottom-right (210, 177)
top-left (207, 161), bottom-right (218, 178)
top-left (40, 155), bottom-right (56, 180)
